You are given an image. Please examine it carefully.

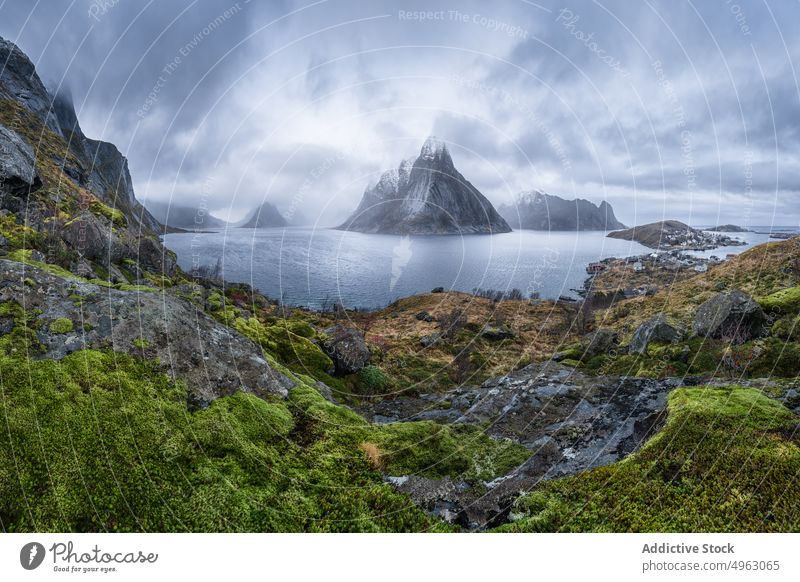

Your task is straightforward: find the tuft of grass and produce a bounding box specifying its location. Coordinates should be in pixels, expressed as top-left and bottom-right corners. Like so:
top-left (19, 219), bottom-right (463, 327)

top-left (359, 442), bottom-right (383, 470)
top-left (498, 386), bottom-right (800, 532)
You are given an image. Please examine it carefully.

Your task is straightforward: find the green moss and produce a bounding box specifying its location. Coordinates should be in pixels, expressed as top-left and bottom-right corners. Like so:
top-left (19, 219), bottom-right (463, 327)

top-left (207, 291), bottom-right (225, 310)
top-left (133, 338), bottom-right (149, 349)
top-left (771, 315), bottom-right (800, 341)
top-left (286, 319), bottom-right (316, 338)
top-left (49, 317), bottom-right (74, 334)
top-left (89, 199), bottom-right (127, 227)
top-left (0, 347), bottom-right (531, 532)
top-left (234, 317), bottom-right (333, 380)
top-left (116, 283), bottom-right (158, 293)
top-left (498, 386), bottom-right (800, 532)
top-left (759, 286), bottom-right (800, 314)
top-left (0, 214), bottom-right (40, 249)
top-left (8, 249), bottom-right (77, 280)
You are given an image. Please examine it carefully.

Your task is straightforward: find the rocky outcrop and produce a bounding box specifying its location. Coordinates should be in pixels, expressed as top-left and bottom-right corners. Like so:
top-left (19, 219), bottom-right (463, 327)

top-left (339, 137), bottom-right (511, 235)
top-left (0, 123), bottom-right (42, 209)
top-left (320, 325), bottom-right (370, 375)
top-left (0, 259), bottom-right (293, 407)
top-left (240, 200), bottom-right (287, 228)
top-left (628, 314), bottom-right (683, 354)
top-left (0, 38), bottom-right (62, 134)
top-left (373, 362), bottom-right (680, 529)
top-left (0, 36), bottom-right (177, 280)
top-left (498, 190), bottom-right (626, 231)
top-left (480, 323), bottom-right (515, 341)
top-left (694, 289), bottom-right (765, 343)
top-left (51, 91), bottom-right (162, 233)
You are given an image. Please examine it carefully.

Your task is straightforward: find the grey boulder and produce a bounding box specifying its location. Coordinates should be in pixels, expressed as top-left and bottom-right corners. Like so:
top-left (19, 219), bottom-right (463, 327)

top-left (694, 289), bottom-right (764, 343)
top-left (321, 324), bottom-right (370, 375)
top-left (629, 314), bottom-right (684, 354)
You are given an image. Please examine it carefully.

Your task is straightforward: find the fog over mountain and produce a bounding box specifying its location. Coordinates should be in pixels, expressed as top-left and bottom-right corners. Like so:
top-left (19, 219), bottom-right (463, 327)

top-left (2, 1), bottom-right (798, 227)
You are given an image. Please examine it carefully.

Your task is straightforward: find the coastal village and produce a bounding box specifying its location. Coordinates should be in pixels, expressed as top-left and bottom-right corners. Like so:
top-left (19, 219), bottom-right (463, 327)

top-left (581, 224), bottom-right (753, 300)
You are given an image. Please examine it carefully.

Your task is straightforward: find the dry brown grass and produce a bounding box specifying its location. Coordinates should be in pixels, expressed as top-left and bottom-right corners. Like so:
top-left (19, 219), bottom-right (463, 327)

top-left (359, 441), bottom-right (383, 470)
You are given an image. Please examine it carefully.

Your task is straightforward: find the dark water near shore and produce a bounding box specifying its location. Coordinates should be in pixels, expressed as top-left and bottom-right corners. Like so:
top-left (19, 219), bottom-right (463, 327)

top-left (162, 226), bottom-right (795, 309)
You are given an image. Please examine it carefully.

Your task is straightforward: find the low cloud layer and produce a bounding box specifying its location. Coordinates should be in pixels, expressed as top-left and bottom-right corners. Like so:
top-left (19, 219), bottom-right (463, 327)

top-left (2, 0), bottom-right (798, 226)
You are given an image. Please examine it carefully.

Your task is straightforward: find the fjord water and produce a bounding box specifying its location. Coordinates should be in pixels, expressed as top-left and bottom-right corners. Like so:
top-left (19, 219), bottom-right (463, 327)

top-left (164, 227), bottom-right (653, 309)
top-left (162, 226), bottom-right (779, 310)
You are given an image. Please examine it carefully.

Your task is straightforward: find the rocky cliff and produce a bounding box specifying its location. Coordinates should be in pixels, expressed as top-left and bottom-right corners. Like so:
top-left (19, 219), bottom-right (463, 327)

top-left (0, 36), bottom-right (170, 277)
top-left (498, 190), bottom-right (626, 230)
top-left (339, 137), bottom-right (511, 235)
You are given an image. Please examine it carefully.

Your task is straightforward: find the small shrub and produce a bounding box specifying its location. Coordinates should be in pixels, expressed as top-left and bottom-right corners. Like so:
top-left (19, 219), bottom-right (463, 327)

top-left (355, 365), bottom-right (391, 394)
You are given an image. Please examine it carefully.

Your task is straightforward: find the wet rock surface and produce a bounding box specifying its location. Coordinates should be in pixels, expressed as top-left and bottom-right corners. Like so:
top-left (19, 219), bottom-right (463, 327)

top-left (365, 362), bottom-right (683, 529)
top-left (0, 260), bottom-right (293, 407)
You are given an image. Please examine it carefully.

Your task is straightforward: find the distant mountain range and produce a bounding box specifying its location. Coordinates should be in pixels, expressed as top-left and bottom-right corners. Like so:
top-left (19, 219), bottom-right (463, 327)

top-left (240, 200), bottom-right (288, 228)
top-left (498, 190), bottom-right (626, 231)
top-left (339, 137), bottom-right (511, 235)
top-left (146, 200), bottom-right (227, 230)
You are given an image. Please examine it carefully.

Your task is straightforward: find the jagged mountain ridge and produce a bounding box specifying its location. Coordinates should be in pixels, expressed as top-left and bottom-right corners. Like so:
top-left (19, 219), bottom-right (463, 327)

top-left (339, 137), bottom-right (511, 235)
top-left (498, 190), bottom-right (626, 231)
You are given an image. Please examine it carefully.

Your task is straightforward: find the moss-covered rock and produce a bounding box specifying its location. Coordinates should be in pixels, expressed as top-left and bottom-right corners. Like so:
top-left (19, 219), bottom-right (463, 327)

top-left (499, 386), bottom-right (800, 532)
top-left (759, 286), bottom-right (800, 315)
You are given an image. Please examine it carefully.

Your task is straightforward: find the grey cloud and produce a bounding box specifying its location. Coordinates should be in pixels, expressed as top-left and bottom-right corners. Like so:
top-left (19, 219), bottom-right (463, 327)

top-left (0, 0), bottom-right (797, 226)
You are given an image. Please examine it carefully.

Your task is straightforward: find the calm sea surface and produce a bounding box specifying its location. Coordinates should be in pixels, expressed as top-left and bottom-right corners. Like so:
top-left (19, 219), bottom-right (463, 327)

top-left (162, 226), bottom-right (793, 309)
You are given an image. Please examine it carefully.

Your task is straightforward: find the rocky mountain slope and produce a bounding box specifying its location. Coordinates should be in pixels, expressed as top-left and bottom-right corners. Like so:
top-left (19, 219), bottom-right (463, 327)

top-left (240, 200), bottom-right (288, 228)
top-left (339, 137), bottom-right (511, 235)
top-left (1, 37), bottom-right (170, 275)
top-left (498, 190), bottom-right (626, 230)
top-left (0, 36), bottom-right (292, 404)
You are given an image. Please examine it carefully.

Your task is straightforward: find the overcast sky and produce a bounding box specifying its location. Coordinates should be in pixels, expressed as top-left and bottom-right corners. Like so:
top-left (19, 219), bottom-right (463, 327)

top-left (1, 0), bottom-right (798, 227)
